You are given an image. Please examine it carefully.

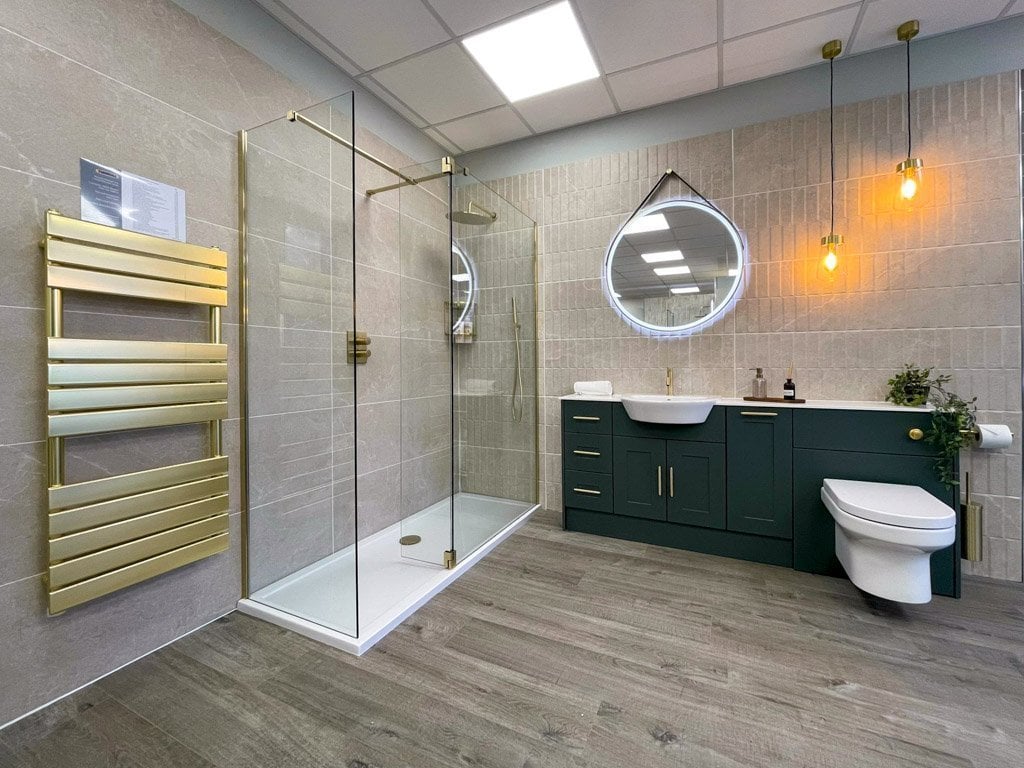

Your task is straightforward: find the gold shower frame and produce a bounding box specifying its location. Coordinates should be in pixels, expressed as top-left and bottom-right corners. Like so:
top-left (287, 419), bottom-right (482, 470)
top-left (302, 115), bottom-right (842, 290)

top-left (43, 210), bottom-right (230, 615)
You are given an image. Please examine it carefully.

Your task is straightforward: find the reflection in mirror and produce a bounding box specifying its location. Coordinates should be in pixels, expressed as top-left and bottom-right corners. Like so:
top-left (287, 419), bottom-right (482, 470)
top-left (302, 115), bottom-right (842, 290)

top-left (604, 199), bottom-right (743, 333)
top-left (451, 242), bottom-right (476, 340)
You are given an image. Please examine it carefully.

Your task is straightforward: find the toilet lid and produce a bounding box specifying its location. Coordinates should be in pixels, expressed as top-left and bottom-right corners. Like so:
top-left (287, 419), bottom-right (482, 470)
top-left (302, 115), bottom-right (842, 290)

top-left (823, 479), bottom-right (955, 530)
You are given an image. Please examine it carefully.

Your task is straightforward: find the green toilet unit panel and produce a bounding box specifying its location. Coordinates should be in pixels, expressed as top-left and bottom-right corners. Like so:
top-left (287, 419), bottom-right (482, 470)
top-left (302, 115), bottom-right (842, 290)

top-left (726, 408), bottom-right (793, 538)
top-left (793, 448), bottom-right (960, 598)
top-left (666, 440), bottom-right (726, 529)
top-left (612, 436), bottom-right (666, 520)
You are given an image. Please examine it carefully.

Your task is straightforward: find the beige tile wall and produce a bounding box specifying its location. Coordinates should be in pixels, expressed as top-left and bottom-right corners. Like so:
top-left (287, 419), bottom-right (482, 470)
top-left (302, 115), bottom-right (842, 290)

top-left (487, 72), bottom-right (1023, 581)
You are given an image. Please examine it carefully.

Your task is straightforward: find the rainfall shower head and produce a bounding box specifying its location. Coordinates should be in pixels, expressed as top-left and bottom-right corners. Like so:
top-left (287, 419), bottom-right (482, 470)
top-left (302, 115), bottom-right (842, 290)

top-left (448, 201), bottom-right (497, 226)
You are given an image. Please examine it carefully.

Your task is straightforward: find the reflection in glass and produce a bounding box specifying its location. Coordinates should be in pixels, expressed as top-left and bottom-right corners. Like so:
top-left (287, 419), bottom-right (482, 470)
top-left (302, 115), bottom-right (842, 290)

top-left (605, 199), bottom-right (743, 333)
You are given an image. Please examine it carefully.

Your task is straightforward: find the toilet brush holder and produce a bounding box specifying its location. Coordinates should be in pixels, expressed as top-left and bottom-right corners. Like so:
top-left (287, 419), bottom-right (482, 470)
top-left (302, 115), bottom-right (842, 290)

top-left (961, 472), bottom-right (983, 562)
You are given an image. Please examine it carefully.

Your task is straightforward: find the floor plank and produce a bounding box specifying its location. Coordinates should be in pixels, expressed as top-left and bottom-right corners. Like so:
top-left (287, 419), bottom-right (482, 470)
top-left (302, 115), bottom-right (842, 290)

top-left (2, 512), bottom-right (1022, 768)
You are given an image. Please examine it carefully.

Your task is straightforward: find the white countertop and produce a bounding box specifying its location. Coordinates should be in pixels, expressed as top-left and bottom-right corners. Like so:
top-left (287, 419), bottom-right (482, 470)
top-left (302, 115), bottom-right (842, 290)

top-left (560, 393), bottom-right (931, 414)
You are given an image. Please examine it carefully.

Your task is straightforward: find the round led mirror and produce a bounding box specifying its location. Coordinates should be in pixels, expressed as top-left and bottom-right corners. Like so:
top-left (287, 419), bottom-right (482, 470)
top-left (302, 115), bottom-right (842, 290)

top-left (451, 242), bottom-right (476, 334)
top-left (604, 199), bottom-right (744, 334)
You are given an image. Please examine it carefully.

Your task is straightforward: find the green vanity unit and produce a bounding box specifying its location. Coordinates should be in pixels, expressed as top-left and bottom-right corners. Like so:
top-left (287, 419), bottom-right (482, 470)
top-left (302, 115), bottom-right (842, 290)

top-left (561, 398), bottom-right (961, 598)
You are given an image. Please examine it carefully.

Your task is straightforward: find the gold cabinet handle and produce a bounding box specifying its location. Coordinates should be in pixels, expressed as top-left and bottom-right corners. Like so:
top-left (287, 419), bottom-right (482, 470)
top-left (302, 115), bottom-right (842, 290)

top-left (740, 411), bottom-right (778, 417)
top-left (908, 427), bottom-right (924, 441)
top-left (669, 466), bottom-right (674, 498)
top-left (657, 465), bottom-right (663, 497)
top-left (573, 449), bottom-right (601, 457)
top-left (573, 487), bottom-right (601, 496)
top-left (572, 415), bottom-right (600, 422)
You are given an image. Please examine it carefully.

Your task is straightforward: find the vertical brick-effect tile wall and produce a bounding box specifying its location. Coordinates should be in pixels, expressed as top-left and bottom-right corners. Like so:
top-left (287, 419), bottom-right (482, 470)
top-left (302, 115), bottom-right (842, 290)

top-left (489, 72), bottom-right (1023, 581)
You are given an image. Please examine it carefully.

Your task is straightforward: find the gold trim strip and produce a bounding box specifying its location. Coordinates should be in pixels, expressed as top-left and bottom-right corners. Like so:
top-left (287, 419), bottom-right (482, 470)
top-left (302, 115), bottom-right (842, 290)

top-left (49, 514), bottom-right (228, 589)
top-left (573, 487), bottom-right (602, 496)
top-left (51, 475), bottom-right (227, 534)
top-left (46, 211), bottom-right (226, 268)
top-left (47, 239), bottom-right (227, 288)
top-left (49, 383), bottom-right (228, 412)
top-left (49, 338), bottom-right (226, 362)
top-left (48, 401), bottom-right (227, 437)
top-left (48, 533), bottom-right (228, 614)
top-left (49, 362), bottom-right (227, 386)
top-left (50, 494), bottom-right (228, 560)
top-left (48, 265), bottom-right (227, 306)
top-left (49, 456), bottom-right (227, 511)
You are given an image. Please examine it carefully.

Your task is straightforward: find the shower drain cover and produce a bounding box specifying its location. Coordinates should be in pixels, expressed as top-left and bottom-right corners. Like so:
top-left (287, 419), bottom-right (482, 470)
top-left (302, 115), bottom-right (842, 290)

top-left (399, 535), bottom-right (422, 546)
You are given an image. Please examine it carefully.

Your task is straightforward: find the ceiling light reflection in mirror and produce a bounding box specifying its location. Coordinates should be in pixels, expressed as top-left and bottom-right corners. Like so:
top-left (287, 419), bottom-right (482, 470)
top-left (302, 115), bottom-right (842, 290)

top-left (604, 199), bottom-right (744, 334)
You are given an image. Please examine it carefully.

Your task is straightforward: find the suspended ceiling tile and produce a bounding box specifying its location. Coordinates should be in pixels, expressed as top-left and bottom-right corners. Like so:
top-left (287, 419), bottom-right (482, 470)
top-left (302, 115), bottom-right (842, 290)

top-left (608, 47), bottom-right (719, 112)
top-left (723, 0), bottom-right (855, 39)
top-left (373, 44), bottom-right (506, 125)
top-left (722, 7), bottom-right (859, 86)
top-left (359, 77), bottom-right (431, 128)
top-left (515, 79), bottom-right (616, 134)
top-left (428, 0), bottom-right (546, 36)
top-left (1009, 0), bottom-right (1024, 15)
top-left (275, 0), bottom-right (450, 71)
top-left (576, 0), bottom-right (718, 73)
top-left (424, 127), bottom-right (464, 154)
top-left (432, 107), bottom-right (532, 151)
top-left (850, 0), bottom-right (1009, 53)
top-left (254, 0), bottom-right (364, 73)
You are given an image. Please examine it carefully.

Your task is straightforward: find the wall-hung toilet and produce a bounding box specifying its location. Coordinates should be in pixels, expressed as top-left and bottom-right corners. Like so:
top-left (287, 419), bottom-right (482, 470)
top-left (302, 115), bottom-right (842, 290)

top-left (821, 479), bottom-right (956, 604)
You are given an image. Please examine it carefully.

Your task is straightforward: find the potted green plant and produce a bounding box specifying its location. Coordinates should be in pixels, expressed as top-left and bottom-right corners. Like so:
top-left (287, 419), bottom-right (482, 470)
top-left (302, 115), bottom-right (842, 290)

top-left (885, 363), bottom-right (949, 407)
top-left (885, 364), bottom-right (976, 487)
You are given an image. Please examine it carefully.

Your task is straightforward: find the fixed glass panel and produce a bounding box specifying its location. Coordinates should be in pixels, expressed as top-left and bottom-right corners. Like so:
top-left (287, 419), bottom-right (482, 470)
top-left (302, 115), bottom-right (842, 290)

top-left (243, 92), bottom-right (358, 636)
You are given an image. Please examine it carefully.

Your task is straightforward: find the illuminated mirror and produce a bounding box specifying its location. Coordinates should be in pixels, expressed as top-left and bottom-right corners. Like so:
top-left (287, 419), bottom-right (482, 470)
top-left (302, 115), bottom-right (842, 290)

top-left (451, 242), bottom-right (476, 335)
top-left (604, 199), bottom-right (744, 333)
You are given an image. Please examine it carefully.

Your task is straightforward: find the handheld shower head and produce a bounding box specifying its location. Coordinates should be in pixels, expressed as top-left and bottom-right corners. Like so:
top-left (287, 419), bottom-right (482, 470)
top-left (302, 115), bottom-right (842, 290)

top-left (448, 201), bottom-right (497, 226)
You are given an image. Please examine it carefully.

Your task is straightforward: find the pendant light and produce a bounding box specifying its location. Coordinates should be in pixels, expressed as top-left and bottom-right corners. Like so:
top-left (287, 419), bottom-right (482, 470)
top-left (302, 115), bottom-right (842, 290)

top-left (896, 20), bottom-right (923, 200)
top-left (821, 39), bottom-right (842, 273)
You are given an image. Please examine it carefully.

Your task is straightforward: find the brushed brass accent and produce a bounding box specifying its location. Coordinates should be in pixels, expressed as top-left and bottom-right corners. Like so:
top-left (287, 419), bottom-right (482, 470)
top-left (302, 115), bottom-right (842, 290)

top-left (399, 535), bottom-right (422, 546)
top-left (347, 330), bottom-right (371, 364)
top-left (46, 211), bottom-right (227, 268)
top-left (49, 401), bottom-right (227, 437)
top-left (238, 129), bottom-right (250, 599)
top-left (50, 475), bottom-right (229, 535)
top-left (908, 427), bottom-right (925, 441)
top-left (962, 473), bottom-right (983, 562)
top-left (49, 515), bottom-right (228, 589)
top-left (666, 367), bottom-right (673, 395)
top-left (48, 533), bottom-right (228, 614)
top-left (573, 487), bottom-right (601, 496)
top-left (896, 157), bottom-right (924, 173)
top-left (572, 415), bottom-right (600, 422)
top-left (740, 411), bottom-right (778, 417)
top-left (365, 169), bottom-right (450, 197)
top-left (821, 39), bottom-right (843, 60)
top-left (46, 239), bottom-right (227, 288)
top-left (669, 466), bottom-right (675, 498)
top-left (49, 362), bottom-right (227, 386)
top-left (47, 265), bottom-right (228, 306)
top-left (48, 338), bottom-right (226, 361)
top-left (657, 466), bottom-right (663, 497)
top-left (820, 233), bottom-right (844, 247)
top-left (50, 495), bottom-right (228, 560)
top-left (896, 19), bottom-right (920, 42)
top-left (572, 449), bottom-right (601, 457)
top-left (49, 457), bottom-right (228, 511)
top-left (49, 383), bottom-right (227, 412)
top-left (443, 549), bottom-right (457, 569)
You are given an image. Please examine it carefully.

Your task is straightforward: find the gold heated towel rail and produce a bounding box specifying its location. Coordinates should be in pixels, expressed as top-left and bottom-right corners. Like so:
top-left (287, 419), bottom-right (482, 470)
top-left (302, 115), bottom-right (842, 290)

top-left (43, 210), bottom-right (230, 614)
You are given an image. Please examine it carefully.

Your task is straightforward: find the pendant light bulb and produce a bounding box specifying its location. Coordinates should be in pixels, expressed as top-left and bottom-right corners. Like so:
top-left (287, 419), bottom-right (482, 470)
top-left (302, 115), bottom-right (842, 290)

top-left (821, 39), bottom-right (843, 273)
top-left (896, 20), bottom-right (923, 201)
top-left (821, 234), bottom-right (842, 273)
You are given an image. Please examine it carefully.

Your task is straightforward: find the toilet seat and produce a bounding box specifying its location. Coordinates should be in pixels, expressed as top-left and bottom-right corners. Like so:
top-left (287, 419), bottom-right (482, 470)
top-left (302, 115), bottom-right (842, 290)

top-left (822, 479), bottom-right (955, 530)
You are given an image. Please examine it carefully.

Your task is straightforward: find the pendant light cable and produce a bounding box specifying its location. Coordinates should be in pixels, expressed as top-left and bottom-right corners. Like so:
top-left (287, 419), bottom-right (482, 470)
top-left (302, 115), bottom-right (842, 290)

top-left (829, 54), bottom-right (835, 235)
top-left (905, 38), bottom-right (912, 158)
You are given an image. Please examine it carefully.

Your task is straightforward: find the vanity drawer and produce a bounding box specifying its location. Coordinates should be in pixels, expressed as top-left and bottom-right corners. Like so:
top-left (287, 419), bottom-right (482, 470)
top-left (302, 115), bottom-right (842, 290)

top-left (563, 433), bottom-right (613, 474)
top-left (563, 401), bottom-right (613, 434)
top-left (563, 470), bottom-right (613, 513)
top-left (793, 410), bottom-right (938, 457)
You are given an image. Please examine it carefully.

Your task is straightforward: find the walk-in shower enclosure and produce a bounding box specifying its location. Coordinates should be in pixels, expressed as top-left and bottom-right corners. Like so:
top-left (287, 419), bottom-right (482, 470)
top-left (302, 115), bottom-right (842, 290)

top-left (236, 93), bottom-right (538, 652)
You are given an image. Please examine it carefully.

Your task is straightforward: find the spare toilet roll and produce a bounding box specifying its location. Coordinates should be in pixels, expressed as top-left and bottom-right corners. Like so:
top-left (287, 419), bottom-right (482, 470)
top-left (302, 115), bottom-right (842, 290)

top-left (975, 424), bottom-right (1013, 450)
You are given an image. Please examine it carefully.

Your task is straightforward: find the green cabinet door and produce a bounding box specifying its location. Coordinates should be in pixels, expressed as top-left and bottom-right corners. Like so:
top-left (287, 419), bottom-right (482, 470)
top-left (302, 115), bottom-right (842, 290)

top-left (726, 408), bottom-right (793, 538)
top-left (666, 440), bottom-right (726, 529)
top-left (612, 436), bottom-right (666, 520)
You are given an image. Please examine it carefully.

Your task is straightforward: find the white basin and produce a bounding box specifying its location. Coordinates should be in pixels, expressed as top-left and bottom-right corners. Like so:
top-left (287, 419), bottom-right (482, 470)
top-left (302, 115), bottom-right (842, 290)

top-left (621, 395), bottom-right (717, 424)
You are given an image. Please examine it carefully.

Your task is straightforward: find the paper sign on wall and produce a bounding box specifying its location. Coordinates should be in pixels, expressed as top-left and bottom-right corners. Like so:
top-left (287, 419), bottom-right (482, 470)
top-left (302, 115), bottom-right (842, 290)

top-left (80, 159), bottom-right (186, 241)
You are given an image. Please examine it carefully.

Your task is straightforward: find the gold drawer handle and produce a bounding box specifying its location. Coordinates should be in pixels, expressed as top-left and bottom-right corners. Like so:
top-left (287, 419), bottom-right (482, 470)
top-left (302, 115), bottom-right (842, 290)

top-left (908, 427), bottom-right (924, 441)
top-left (573, 487), bottom-right (601, 496)
top-left (740, 411), bottom-right (778, 417)
top-left (657, 466), bottom-right (663, 497)
top-left (572, 415), bottom-right (600, 422)
top-left (573, 449), bottom-right (601, 457)
top-left (669, 466), bottom-right (674, 498)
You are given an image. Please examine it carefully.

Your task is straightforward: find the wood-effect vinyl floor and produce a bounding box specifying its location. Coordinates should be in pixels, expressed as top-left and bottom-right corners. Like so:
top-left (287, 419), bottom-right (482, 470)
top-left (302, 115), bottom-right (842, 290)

top-left (2, 509), bottom-right (1023, 768)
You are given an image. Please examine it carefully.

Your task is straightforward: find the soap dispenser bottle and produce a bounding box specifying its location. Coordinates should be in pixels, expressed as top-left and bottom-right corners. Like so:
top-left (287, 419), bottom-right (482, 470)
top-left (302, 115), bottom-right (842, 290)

top-left (783, 366), bottom-right (796, 400)
top-left (750, 368), bottom-right (767, 399)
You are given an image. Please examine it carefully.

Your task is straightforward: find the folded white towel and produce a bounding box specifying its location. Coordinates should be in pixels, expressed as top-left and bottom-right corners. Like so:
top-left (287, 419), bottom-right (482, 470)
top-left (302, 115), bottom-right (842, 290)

top-left (574, 380), bottom-right (613, 396)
